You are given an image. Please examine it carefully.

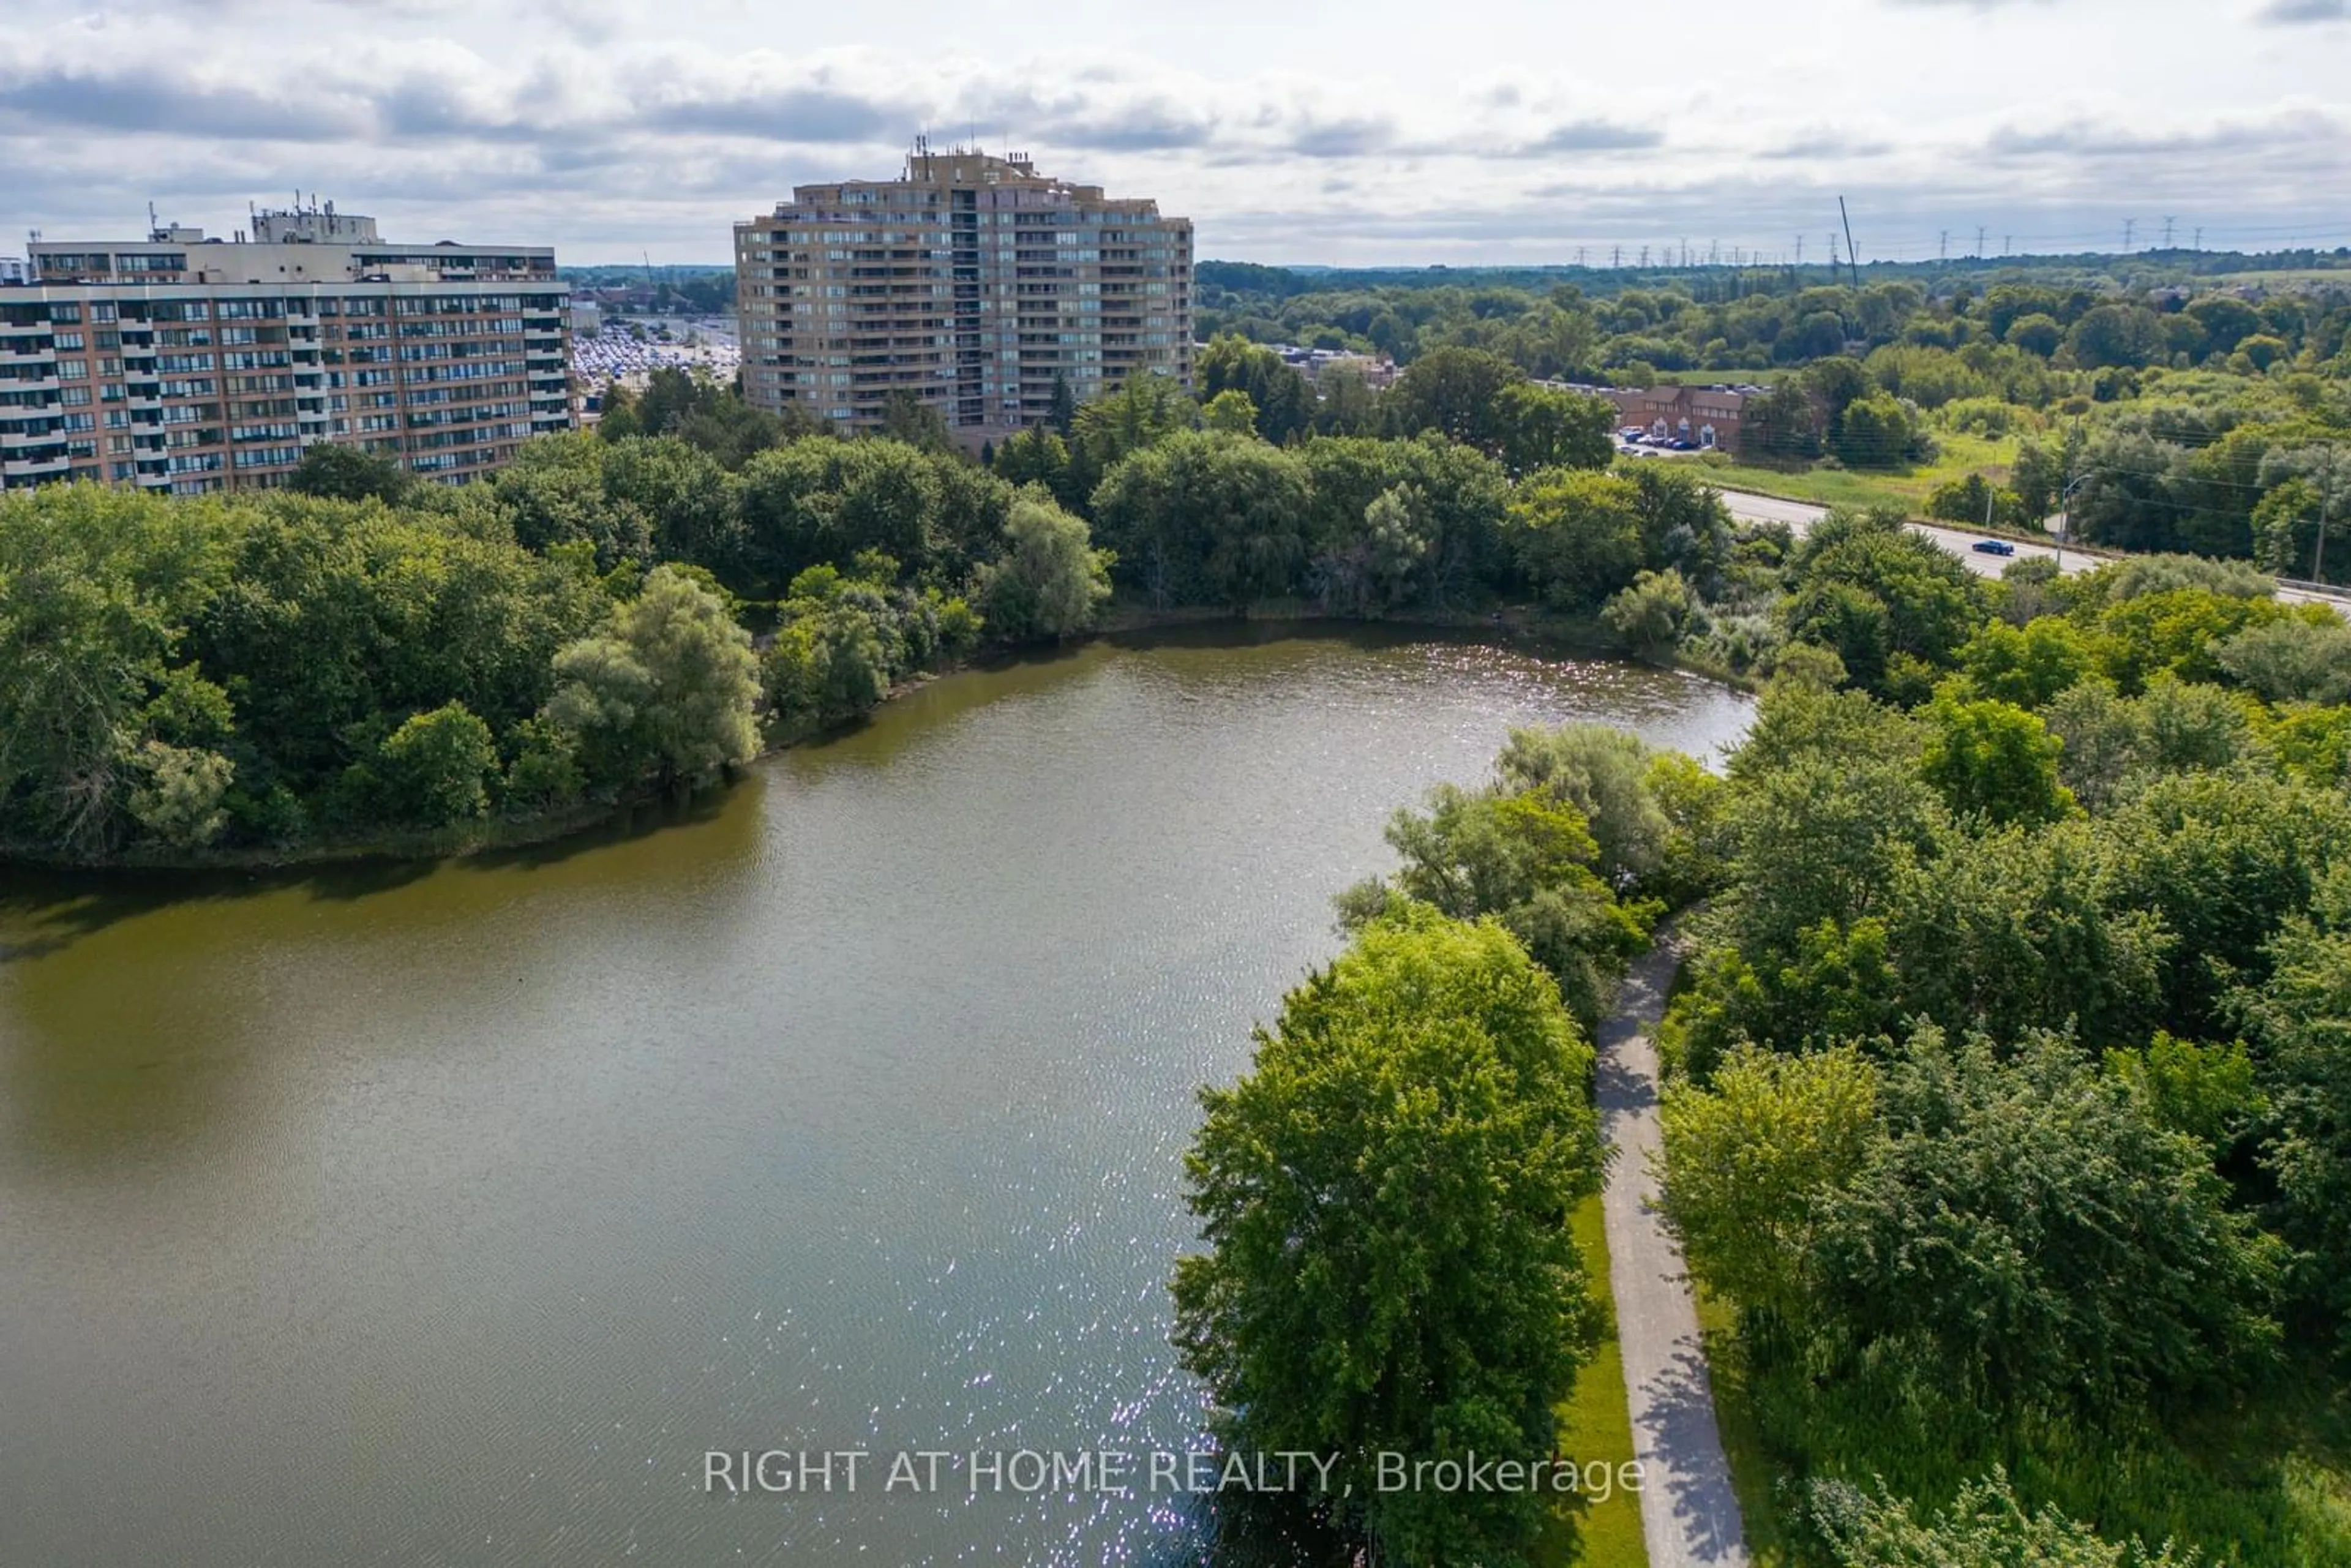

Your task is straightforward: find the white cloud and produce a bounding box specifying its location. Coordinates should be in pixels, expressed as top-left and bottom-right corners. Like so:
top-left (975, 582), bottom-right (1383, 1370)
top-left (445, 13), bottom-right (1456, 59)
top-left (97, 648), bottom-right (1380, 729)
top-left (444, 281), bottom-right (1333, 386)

top-left (1, 0), bottom-right (2345, 263)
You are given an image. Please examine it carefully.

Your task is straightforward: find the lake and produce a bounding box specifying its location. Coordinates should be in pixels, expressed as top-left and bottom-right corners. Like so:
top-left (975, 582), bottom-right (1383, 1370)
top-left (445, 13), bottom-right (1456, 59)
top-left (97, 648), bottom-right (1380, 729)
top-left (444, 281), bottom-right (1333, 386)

top-left (0, 626), bottom-right (1753, 1567)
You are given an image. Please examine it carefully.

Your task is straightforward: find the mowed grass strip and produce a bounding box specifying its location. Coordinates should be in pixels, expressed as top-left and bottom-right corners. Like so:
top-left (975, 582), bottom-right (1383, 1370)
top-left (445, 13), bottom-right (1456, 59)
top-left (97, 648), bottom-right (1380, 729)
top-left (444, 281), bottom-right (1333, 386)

top-left (1534, 1193), bottom-right (1648, 1566)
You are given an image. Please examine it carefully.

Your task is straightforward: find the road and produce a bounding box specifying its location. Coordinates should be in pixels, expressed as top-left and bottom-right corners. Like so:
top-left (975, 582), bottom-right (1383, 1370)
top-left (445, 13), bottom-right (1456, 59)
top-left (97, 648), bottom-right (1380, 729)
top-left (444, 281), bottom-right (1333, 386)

top-left (1715, 487), bottom-right (2346, 612)
top-left (1599, 937), bottom-right (1749, 1568)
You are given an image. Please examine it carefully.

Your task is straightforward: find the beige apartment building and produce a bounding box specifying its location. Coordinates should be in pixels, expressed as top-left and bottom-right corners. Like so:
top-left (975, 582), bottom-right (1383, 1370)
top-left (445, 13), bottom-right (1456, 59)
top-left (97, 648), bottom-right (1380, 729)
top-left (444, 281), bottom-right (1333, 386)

top-left (1, 202), bottom-right (572, 495)
top-left (735, 148), bottom-right (1193, 441)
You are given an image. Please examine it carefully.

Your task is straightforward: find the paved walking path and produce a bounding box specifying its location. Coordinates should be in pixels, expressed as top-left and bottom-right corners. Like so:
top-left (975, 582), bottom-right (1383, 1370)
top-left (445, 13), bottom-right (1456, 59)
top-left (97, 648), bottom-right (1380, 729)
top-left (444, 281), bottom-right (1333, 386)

top-left (1597, 938), bottom-right (1749, 1568)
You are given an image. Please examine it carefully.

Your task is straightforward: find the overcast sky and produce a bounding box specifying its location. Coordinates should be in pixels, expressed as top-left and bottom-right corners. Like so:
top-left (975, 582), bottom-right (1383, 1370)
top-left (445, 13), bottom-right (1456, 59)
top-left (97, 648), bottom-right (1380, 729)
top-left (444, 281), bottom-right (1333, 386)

top-left (3, 0), bottom-right (2346, 266)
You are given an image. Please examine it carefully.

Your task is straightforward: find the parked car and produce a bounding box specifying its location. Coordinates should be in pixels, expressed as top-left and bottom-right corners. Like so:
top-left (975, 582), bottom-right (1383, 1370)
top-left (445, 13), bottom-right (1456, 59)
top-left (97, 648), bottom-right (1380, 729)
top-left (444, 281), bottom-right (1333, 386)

top-left (1971, 539), bottom-right (2017, 557)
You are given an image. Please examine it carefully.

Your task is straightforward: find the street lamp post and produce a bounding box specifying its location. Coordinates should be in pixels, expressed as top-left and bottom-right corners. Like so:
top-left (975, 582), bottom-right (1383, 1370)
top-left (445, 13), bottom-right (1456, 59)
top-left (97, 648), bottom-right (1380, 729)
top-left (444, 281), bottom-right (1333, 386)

top-left (2053, 474), bottom-right (2094, 572)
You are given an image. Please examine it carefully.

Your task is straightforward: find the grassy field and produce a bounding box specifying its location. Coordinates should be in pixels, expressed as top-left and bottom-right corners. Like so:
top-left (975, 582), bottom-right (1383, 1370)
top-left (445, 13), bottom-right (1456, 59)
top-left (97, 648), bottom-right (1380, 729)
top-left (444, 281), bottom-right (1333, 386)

top-left (1663, 430), bottom-right (2025, 516)
top-left (1536, 1193), bottom-right (1648, 1566)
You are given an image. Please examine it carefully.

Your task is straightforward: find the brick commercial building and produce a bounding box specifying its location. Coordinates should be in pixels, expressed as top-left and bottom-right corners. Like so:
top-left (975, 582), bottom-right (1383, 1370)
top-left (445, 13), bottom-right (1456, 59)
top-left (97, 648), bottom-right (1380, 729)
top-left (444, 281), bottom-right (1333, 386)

top-left (2, 201), bottom-right (572, 495)
top-left (735, 147), bottom-right (1192, 442)
top-left (1603, 384), bottom-right (1752, 452)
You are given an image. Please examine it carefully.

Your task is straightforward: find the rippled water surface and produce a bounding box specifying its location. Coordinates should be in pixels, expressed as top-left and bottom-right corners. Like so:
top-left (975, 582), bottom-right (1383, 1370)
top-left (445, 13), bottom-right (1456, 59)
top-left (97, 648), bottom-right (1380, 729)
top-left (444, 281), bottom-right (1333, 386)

top-left (0, 626), bottom-right (1753, 1567)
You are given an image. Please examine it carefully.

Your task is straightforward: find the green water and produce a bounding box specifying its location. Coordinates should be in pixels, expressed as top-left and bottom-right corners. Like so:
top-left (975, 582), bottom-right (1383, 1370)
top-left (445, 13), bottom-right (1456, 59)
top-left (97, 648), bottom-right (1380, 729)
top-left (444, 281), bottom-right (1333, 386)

top-left (0, 626), bottom-right (1753, 1566)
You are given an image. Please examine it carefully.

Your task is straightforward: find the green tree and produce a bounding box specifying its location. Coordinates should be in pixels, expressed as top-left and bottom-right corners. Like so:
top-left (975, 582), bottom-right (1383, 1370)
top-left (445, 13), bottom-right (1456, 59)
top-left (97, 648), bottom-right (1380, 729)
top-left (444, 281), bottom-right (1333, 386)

top-left (126, 739), bottom-right (236, 851)
top-left (1493, 382), bottom-right (1615, 475)
top-left (1299, 434), bottom-right (1509, 610)
top-left (2249, 868), bottom-right (2351, 1346)
top-left (1810, 1027), bottom-right (2282, 1417)
top-left (2004, 312), bottom-right (2064, 357)
top-left (1831, 392), bottom-right (1926, 470)
top-left (2065, 304), bottom-right (2166, 370)
top-left (288, 443), bottom-right (412, 505)
top-left (2215, 612), bottom-right (2351, 705)
top-left (489, 434), bottom-right (654, 569)
top-left (1172, 904), bottom-right (1603, 1567)
top-left (545, 565), bottom-right (760, 789)
top-left (972, 494), bottom-right (1112, 642)
top-left (992, 425), bottom-right (1082, 513)
top-left (1195, 333), bottom-right (1313, 443)
top-left (1957, 617), bottom-right (2097, 708)
top-left (1386, 346), bottom-right (1525, 452)
top-left (1493, 722), bottom-right (1676, 894)
top-left (374, 701), bottom-right (499, 827)
top-left (1310, 365), bottom-right (1385, 437)
top-left (1603, 567), bottom-right (1698, 661)
top-left (1070, 372), bottom-right (1197, 500)
top-left (1337, 784), bottom-right (1648, 1031)
top-left (1784, 508), bottom-right (1985, 694)
top-left (878, 389), bottom-right (953, 452)
top-left (1918, 693), bottom-right (2074, 826)
top-left (1090, 430), bottom-right (1310, 611)
top-left (1201, 388), bottom-right (1260, 435)
top-left (2104, 771), bottom-right (2349, 1034)
top-left (1660, 1043), bottom-right (1878, 1327)
top-left (1742, 381), bottom-right (1825, 461)
top-left (2042, 679), bottom-right (2147, 812)
top-left (1507, 468), bottom-right (1644, 610)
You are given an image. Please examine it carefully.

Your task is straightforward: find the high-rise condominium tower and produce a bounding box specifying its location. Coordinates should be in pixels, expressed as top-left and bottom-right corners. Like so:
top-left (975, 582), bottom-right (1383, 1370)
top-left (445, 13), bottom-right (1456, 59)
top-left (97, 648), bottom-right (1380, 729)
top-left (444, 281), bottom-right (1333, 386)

top-left (735, 148), bottom-right (1193, 441)
top-left (1, 201), bottom-right (572, 495)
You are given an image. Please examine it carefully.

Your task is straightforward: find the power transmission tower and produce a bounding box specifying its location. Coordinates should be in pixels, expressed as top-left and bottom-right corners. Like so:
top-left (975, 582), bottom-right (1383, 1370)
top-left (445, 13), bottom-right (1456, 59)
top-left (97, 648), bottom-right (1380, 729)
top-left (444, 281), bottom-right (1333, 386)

top-left (2123, 218), bottom-right (2135, 250)
top-left (2162, 216), bottom-right (2175, 248)
top-left (1976, 226), bottom-right (1987, 257)
top-left (1939, 230), bottom-right (1949, 261)
top-left (1794, 235), bottom-right (1803, 265)
top-left (1638, 245), bottom-right (1649, 268)
top-left (1611, 244), bottom-right (1622, 268)
top-left (1576, 246), bottom-right (1586, 266)
top-left (2004, 234), bottom-right (2013, 255)
top-left (2194, 227), bottom-right (2203, 250)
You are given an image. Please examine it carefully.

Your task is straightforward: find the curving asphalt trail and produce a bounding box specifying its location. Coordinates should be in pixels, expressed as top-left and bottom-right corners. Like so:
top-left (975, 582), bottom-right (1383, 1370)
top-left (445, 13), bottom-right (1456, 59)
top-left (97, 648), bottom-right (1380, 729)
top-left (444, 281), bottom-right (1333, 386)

top-left (1598, 937), bottom-right (1749, 1568)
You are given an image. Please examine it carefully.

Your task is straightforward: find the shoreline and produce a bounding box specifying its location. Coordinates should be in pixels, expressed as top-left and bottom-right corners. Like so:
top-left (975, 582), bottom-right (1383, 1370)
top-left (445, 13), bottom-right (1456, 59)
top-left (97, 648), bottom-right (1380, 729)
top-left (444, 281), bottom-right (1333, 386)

top-left (4, 606), bottom-right (1744, 876)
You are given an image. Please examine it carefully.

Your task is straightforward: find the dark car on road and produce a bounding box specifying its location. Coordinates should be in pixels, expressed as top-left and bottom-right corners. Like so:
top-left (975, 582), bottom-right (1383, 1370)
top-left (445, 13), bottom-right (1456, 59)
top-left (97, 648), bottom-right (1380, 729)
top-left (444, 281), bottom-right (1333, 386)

top-left (1971, 539), bottom-right (2017, 557)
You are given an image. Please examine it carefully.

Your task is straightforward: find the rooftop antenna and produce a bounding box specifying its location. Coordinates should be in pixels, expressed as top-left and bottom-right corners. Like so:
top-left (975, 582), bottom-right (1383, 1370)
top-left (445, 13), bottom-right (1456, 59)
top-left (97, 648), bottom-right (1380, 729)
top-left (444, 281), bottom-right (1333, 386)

top-left (1837, 196), bottom-right (1861, 288)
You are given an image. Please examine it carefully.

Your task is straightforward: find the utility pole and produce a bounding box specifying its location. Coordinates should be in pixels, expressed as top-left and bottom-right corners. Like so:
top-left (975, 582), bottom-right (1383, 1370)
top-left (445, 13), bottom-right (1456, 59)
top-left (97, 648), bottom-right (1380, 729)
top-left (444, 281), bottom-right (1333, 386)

top-left (1838, 197), bottom-right (1861, 289)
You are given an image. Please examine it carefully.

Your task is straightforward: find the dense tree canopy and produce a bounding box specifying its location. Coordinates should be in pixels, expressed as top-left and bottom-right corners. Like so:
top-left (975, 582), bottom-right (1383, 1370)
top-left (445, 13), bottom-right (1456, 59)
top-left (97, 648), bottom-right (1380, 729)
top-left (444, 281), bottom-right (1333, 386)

top-left (1173, 904), bottom-right (1603, 1567)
